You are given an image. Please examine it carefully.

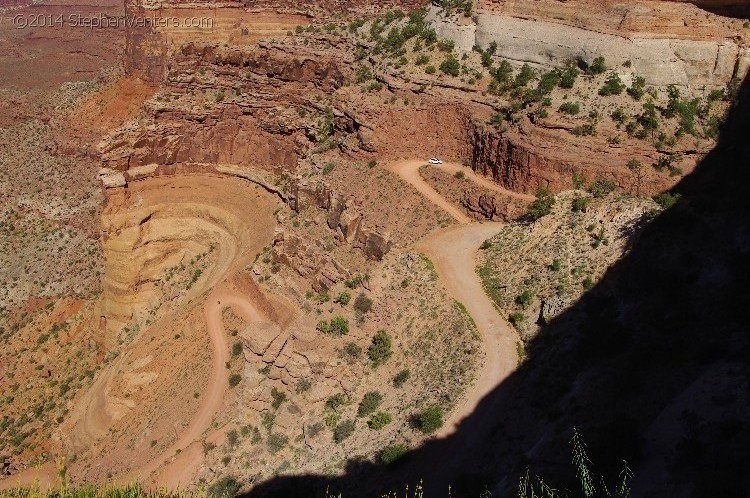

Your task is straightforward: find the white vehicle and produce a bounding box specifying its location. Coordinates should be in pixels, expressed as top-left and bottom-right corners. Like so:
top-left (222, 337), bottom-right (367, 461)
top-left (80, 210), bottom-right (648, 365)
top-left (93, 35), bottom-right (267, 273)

top-left (428, 157), bottom-right (443, 165)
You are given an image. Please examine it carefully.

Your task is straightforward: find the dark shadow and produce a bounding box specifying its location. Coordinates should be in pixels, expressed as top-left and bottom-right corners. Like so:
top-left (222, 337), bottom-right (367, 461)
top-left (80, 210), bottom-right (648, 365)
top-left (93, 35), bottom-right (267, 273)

top-left (242, 74), bottom-right (750, 498)
top-left (683, 2), bottom-right (750, 19)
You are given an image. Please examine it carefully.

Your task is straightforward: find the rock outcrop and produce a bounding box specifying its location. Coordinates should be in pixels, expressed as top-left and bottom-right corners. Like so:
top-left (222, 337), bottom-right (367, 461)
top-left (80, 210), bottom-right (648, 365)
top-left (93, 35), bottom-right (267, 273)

top-left (430, 2), bottom-right (749, 88)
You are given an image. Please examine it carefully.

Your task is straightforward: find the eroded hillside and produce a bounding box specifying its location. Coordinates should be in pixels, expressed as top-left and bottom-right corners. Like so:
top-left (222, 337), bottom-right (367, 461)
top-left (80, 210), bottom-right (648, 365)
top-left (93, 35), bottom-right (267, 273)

top-left (1, 0), bottom-right (749, 495)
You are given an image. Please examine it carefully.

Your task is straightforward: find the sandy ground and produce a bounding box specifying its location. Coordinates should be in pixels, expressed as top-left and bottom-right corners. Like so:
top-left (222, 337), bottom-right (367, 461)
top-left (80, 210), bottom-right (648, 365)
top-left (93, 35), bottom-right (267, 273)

top-left (388, 159), bottom-right (519, 440)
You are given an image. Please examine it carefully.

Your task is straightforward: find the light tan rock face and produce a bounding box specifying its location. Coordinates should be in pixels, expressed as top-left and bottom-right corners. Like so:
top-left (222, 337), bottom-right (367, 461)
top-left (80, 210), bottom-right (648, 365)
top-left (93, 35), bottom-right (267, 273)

top-left (432, 2), bottom-right (749, 88)
top-left (101, 175), bottom-right (277, 345)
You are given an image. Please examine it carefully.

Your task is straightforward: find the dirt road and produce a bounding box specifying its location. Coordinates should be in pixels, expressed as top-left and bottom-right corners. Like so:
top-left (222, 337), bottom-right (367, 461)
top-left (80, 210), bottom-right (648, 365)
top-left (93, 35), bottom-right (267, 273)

top-left (133, 288), bottom-right (269, 488)
top-left (388, 159), bottom-right (519, 439)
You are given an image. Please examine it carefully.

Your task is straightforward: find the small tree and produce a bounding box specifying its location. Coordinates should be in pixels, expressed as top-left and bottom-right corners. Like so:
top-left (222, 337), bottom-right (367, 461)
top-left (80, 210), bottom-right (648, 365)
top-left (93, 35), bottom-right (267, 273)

top-left (380, 443), bottom-right (408, 464)
top-left (599, 72), bottom-right (626, 96)
top-left (368, 411), bottom-right (393, 430)
top-left (439, 55), bottom-right (460, 77)
top-left (357, 391), bottom-right (383, 417)
top-left (589, 56), bottom-right (606, 75)
top-left (418, 405), bottom-right (444, 434)
top-left (333, 419), bottom-right (356, 443)
top-left (368, 330), bottom-right (393, 367)
top-left (524, 187), bottom-right (555, 221)
top-left (353, 293), bottom-right (373, 314)
top-left (627, 158), bottom-right (644, 195)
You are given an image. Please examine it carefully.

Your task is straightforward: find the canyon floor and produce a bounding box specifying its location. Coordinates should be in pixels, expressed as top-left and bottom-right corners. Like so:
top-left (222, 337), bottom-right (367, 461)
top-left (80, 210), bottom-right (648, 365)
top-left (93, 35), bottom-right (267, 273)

top-left (1, 1), bottom-right (749, 497)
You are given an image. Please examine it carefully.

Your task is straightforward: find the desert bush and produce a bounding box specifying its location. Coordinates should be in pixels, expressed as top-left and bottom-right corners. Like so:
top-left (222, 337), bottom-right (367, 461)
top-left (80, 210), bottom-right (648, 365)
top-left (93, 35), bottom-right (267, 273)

top-left (509, 311), bottom-right (525, 328)
top-left (415, 54), bottom-right (430, 66)
top-left (207, 476), bottom-right (240, 498)
top-left (368, 411), bottom-right (393, 430)
top-left (333, 419), bottom-right (356, 443)
top-left (599, 72), bottom-right (626, 96)
top-left (368, 330), bottom-right (393, 367)
top-left (271, 387), bottom-right (286, 410)
top-left (454, 170), bottom-right (465, 179)
top-left (514, 64), bottom-right (534, 88)
top-left (228, 373), bottom-right (242, 388)
top-left (653, 192), bottom-right (681, 209)
top-left (515, 290), bottom-right (534, 308)
top-left (627, 75), bottom-right (646, 100)
top-left (559, 101), bottom-right (580, 115)
top-left (418, 405), bottom-right (444, 434)
top-left (439, 56), bottom-right (460, 77)
top-left (355, 64), bottom-right (372, 83)
top-left (334, 292), bottom-right (351, 306)
top-left (267, 432), bottom-right (288, 453)
top-left (357, 391), bottom-right (383, 417)
top-left (353, 293), bottom-right (373, 314)
top-left (296, 377), bottom-right (311, 393)
top-left (340, 342), bottom-right (362, 364)
top-left (393, 369), bottom-right (411, 387)
top-left (231, 341), bottom-right (243, 357)
top-left (559, 63), bottom-right (578, 88)
top-left (587, 177), bottom-right (616, 198)
top-left (524, 187), bottom-right (555, 221)
top-left (571, 195), bottom-right (590, 213)
top-left (317, 315), bottom-right (349, 336)
top-left (326, 393), bottom-right (348, 411)
top-left (588, 56), bottom-right (607, 75)
top-left (380, 442), bottom-right (408, 464)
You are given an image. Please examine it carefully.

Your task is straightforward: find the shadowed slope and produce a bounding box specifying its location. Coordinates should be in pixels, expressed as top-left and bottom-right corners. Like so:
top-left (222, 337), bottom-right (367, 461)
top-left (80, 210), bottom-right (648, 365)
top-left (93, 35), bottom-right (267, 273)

top-left (243, 74), bottom-right (750, 497)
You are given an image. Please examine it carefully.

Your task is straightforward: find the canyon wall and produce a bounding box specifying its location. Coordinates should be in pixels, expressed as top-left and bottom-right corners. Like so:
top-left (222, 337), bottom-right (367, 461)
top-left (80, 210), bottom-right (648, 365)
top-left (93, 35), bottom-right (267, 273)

top-left (430, 4), bottom-right (749, 88)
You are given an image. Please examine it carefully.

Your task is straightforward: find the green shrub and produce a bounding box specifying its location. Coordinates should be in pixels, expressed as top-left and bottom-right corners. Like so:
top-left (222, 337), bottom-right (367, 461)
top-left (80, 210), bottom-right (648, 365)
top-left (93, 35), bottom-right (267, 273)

top-left (207, 476), bottom-right (240, 498)
top-left (296, 378), bottom-right (312, 393)
top-left (437, 39), bottom-right (455, 52)
top-left (357, 391), bottom-right (383, 417)
top-left (415, 54), bottom-right (430, 66)
top-left (267, 432), bottom-right (288, 453)
top-left (380, 442), bottom-right (408, 464)
top-left (572, 171), bottom-right (585, 189)
top-left (333, 419), bottom-right (356, 443)
top-left (571, 195), bottom-right (590, 213)
top-left (439, 56), bottom-right (460, 77)
top-left (368, 330), bottom-right (392, 367)
top-left (611, 107), bottom-right (628, 124)
top-left (524, 187), bottom-right (555, 221)
top-left (317, 316), bottom-right (349, 336)
top-left (424, 64), bottom-right (436, 74)
top-left (599, 72), bottom-right (626, 96)
top-left (271, 387), bottom-right (286, 410)
top-left (589, 56), bottom-right (606, 75)
top-left (653, 192), bottom-right (681, 209)
top-left (368, 411), bottom-right (393, 430)
top-left (514, 63), bottom-right (534, 88)
top-left (334, 292), bottom-right (351, 306)
top-left (353, 293), bottom-right (373, 314)
top-left (627, 75), bottom-right (646, 100)
top-left (559, 101), bottom-right (580, 115)
top-left (417, 405), bottom-right (444, 434)
top-left (231, 341), bottom-right (243, 357)
top-left (515, 290), bottom-right (534, 308)
top-left (228, 373), bottom-right (242, 388)
top-left (559, 63), bottom-right (578, 88)
top-left (454, 170), bottom-right (465, 179)
top-left (571, 123), bottom-right (596, 136)
top-left (582, 276), bottom-right (594, 290)
top-left (587, 177), bottom-right (616, 198)
top-left (325, 393), bottom-right (348, 411)
top-left (355, 64), bottom-right (372, 83)
top-left (340, 341), bottom-right (362, 363)
top-left (509, 311), bottom-right (525, 328)
top-left (393, 368), bottom-right (411, 387)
